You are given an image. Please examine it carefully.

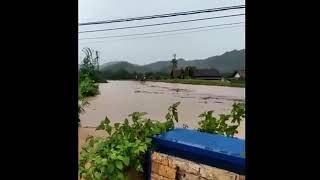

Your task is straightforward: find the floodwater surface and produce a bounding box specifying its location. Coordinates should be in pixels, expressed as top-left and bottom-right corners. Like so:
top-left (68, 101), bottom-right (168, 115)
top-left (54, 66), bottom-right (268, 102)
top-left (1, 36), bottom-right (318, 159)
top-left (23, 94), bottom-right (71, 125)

top-left (80, 80), bottom-right (245, 139)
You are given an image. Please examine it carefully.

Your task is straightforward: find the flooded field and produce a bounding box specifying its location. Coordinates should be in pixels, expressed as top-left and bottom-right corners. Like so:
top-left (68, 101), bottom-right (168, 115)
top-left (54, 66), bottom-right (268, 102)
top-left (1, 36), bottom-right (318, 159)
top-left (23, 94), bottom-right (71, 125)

top-left (80, 80), bottom-right (245, 139)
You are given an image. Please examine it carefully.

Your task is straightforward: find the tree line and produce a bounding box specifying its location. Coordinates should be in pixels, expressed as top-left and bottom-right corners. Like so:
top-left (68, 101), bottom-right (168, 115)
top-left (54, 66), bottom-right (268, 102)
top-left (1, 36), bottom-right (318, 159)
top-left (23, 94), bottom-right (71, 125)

top-left (80, 49), bottom-right (241, 81)
top-left (99, 54), bottom-right (197, 80)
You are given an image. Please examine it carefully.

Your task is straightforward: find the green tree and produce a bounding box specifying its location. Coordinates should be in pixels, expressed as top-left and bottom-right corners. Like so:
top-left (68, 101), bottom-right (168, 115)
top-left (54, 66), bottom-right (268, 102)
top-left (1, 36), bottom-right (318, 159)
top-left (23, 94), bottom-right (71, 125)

top-left (179, 68), bottom-right (185, 79)
top-left (80, 47), bottom-right (102, 82)
top-left (184, 66), bottom-right (196, 78)
top-left (79, 47), bottom-right (100, 98)
top-left (145, 72), bottom-right (154, 79)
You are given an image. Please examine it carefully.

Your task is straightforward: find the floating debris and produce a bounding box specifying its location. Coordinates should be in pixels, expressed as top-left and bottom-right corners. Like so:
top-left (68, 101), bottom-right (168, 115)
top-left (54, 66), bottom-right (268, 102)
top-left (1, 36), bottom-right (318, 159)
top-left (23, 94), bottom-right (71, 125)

top-left (201, 96), bottom-right (212, 100)
top-left (199, 101), bottom-right (208, 104)
top-left (200, 96), bottom-right (244, 102)
top-left (134, 90), bottom-right (164, 94)
top-left (214, 101), bottom-right (223, 103)
top-left (179, 96), bottom-right (196, 99)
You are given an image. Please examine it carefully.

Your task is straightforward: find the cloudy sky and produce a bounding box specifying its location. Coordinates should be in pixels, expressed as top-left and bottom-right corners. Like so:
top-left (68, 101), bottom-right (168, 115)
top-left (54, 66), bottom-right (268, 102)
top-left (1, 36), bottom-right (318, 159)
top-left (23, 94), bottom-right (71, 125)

top-left (79, 0), bottom-right (245, 65)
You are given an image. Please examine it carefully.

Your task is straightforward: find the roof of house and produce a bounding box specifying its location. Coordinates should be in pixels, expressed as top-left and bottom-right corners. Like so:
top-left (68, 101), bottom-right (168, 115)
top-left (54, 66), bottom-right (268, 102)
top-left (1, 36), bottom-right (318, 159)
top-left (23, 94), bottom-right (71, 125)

top-left (192, 68), bottom-right (221, 77)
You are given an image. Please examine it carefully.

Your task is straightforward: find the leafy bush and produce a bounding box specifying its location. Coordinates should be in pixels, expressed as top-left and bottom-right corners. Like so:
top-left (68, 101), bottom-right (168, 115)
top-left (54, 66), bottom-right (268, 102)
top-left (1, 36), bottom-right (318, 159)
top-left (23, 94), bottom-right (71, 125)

top-left (79, 102), bottom-right (180, 180)
top-left (198, 103), bottom-right (245, 137)
top-left (79, 102), bottom-right (245, 179)
top-left (79, 74), bottom-right (99, 97)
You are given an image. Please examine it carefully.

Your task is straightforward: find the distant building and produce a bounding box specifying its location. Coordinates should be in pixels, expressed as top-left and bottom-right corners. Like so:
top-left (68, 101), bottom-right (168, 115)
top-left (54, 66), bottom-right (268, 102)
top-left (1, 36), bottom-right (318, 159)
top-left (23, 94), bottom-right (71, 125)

top-left (191, 68), bottom-right (221, 80)
top-left (232, 70), bottom-right (245, 79)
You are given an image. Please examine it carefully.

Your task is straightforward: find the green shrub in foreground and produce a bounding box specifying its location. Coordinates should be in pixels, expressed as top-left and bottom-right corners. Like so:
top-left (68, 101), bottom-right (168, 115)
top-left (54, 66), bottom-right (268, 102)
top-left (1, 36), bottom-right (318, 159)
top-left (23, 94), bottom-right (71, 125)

top-left (79, 102), bottom-right (245, 179)
top-left (198, 103), bottom-right (245, 137)
top-left (79, 102), bottom-right (180, 180)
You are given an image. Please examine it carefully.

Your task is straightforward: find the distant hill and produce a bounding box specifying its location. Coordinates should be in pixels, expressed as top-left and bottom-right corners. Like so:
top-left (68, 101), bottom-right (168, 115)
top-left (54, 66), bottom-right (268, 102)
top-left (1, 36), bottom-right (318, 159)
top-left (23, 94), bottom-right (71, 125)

top-left (100, 61), bottom-right (152, 73)
top-left (100, 49), bottom-right (245, 74)
top-left (100, 61), bottom-right (124, 69)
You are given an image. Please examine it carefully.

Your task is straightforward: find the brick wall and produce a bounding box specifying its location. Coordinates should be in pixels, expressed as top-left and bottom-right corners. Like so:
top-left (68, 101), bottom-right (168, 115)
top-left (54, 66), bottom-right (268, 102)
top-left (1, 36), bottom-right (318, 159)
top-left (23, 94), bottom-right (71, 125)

top-left (151, 152), bottom-right (245, 180)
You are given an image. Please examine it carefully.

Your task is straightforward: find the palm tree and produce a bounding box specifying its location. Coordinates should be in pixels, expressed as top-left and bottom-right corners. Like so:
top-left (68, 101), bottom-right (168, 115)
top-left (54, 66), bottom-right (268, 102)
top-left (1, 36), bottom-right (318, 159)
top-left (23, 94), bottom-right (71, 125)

top-left (171, 54), bottom-right (178, 78)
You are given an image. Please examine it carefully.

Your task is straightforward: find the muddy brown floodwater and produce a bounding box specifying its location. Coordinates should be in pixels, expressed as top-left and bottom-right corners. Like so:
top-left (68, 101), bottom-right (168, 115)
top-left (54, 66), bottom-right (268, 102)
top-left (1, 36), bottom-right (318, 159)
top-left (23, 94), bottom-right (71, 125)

top-left (79, 80), bottom-right (245, 139)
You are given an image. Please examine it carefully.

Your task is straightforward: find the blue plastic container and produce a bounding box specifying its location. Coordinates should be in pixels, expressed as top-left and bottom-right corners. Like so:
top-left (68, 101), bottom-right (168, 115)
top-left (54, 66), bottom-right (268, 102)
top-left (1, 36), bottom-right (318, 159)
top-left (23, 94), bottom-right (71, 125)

top-left (148, 128), bottom-right (245, 179)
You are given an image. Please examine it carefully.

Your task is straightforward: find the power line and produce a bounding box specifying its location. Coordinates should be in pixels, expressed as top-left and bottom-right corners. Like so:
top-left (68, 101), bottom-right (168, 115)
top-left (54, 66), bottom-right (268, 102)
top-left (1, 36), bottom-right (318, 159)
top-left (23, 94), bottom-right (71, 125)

top-left (79, 25), bottom-right (244, 45)
top-left (79, 22), bottom-right (244, 40)
top-left (79, 5), bottom-right (245, 26)
top-left (79, 13), bottom-right (244, 33)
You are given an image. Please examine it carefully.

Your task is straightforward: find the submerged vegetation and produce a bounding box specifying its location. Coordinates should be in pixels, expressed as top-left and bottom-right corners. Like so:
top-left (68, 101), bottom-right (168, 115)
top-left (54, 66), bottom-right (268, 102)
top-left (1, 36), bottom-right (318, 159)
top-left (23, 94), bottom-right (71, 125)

top-left (79, 102), bottom-right (245, 179)
top-left (80, 74), bottom-right (99, 97)
top-left (78, 47), bottom-right (101, 126)
top-left (79, 47), bottom-right (101, 98)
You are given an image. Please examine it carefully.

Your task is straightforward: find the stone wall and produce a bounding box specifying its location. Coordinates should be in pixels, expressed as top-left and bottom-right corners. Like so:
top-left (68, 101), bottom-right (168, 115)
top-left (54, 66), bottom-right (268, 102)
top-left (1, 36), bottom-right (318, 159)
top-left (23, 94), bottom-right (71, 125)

top-left (151, 152), bottom-right (245, 180)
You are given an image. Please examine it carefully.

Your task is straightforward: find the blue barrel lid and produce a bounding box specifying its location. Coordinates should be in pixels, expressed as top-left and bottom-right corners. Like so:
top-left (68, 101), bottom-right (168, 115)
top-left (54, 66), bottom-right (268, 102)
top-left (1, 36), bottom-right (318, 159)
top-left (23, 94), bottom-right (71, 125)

top-left (152, 128), bottom-right (245, 174)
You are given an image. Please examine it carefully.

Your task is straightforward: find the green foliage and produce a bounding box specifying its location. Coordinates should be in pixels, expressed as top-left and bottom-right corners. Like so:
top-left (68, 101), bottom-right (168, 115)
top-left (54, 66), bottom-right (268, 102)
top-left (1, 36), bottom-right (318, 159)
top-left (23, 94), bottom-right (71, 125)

top-left (79, 74), bottom-right (99, 97)
top-left (184, 66), bottom-right (196, 77)
top-left (78, 73), bottom-right (99, 127)
top-left (80, 48), bottom-right (96, 81)
top-left (79, 102), bottom-right (244, 179)
top-left (145, 72), bottom-right (169, 80)
top-left (198, 103), bottom-right (245, 137)
top-left (229, 79), bottom-right (245, 85)
top-left (78, 48), bottom-right (100, 127)
top-left (79, 103), bottom-right (180, 180)
top-left (145, 72), bottom-right (154, 79)
top-left (80, 48), bottom-right (103, 82)
top-left (178, 68), bottom-right (185, 79)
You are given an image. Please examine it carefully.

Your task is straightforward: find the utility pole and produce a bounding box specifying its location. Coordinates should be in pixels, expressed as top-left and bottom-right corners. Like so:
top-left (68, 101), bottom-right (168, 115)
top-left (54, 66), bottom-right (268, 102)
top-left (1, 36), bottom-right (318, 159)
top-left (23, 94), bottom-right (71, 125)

top-left (95, 50), bottom-right (100, 71)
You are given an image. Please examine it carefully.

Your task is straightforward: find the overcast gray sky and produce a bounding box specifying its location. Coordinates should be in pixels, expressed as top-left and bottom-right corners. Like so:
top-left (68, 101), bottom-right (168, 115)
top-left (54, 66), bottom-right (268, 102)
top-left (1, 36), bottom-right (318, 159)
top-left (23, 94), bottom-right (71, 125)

top-left (79, 0), bottom-right (245, 65)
